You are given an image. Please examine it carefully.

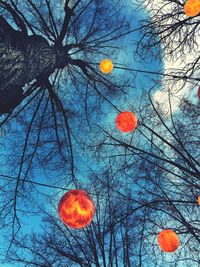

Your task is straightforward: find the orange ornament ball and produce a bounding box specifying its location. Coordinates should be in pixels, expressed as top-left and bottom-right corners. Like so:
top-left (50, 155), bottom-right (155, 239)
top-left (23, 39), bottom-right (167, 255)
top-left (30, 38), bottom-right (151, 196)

top-left (198, 196), bottom-right (200, 205)
top-left (58, 189), bottom-right (95, 229)
top-left (100, 59), bottom-right (113, 74)
top-left (158, 229), bottom-right (180, 253)
top-left (116, 111), bottom-right (138, 133)
top-left (184, 0), bottom-right (200, 17)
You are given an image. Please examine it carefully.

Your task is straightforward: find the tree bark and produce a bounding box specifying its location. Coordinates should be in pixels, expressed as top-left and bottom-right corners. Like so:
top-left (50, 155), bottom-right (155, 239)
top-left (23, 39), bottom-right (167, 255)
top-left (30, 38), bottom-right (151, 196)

top-left (0, 16), bottom-right (63, 114)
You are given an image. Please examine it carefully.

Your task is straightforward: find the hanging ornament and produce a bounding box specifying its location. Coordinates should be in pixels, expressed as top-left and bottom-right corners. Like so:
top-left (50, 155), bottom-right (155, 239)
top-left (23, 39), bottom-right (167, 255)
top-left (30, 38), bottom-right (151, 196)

top-left (198, 196), bottom-right (200, 205)
top-left (58, 189), bottom-right (95, 229)
top-left (158, 229), bottom-right (180, 253)
top-left (198, 86), bottom-right (200, 100)
top-left (184, 0), bottom-right (200, 17)
top-left (100, 59), bottom-right (113, 74)
top-left (116, 111), bottom-right (138, 133)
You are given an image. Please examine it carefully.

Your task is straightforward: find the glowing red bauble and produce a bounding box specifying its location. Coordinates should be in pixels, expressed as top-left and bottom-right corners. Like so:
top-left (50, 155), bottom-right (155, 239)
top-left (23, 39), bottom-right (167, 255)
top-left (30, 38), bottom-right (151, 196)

top-left (158, 229), bottom-right (180, 253)
top-left (116, 111), bottom-right (138, 133)
top-left (198, 86), bottom-right (200, 100)
top-left (58, 189), bottom-right (95, 229)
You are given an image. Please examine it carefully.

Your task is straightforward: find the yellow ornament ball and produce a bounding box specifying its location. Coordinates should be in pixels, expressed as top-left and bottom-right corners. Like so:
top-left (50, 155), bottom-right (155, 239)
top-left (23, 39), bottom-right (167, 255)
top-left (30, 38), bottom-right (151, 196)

top-left (100, 59), bottom-right (113, 74)
top-left (184, 0), bottom-right (200, 17)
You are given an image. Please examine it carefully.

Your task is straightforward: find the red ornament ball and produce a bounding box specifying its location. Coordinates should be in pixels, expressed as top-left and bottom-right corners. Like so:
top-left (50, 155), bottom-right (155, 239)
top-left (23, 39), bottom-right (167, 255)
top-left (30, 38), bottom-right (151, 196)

top-left (158, 229), bottom-right (180, 253)
top-left (58, 189), bottom-right (95, 229)
top-left (198, 86), bottom-right (200, 100)
top-left (116, 111), bottom-right (138, 132)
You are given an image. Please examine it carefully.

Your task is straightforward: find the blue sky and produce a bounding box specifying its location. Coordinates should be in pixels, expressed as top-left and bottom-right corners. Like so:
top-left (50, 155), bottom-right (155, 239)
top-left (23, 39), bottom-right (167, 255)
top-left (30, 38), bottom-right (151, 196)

top-left (0, 0), bottom-right (164, 265)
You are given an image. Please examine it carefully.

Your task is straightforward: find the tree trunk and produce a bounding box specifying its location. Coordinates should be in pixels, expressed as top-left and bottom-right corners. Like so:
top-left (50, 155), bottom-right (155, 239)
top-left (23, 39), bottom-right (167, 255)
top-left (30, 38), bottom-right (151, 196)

top-left (0, 16), bottom-right (62, 114)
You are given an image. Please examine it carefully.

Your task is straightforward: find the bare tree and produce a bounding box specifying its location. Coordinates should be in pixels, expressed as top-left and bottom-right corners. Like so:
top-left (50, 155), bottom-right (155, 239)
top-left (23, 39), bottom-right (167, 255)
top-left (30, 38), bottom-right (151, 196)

top-left (0, 0), bottom-right (199, 266)
top-left (0, 0), bottom-right (139, 238)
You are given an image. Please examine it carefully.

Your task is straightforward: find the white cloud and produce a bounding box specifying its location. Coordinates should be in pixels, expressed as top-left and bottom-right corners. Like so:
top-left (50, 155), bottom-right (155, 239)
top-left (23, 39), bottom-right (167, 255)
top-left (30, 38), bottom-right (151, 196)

top-left (143, 0), bottom-right (200, 114)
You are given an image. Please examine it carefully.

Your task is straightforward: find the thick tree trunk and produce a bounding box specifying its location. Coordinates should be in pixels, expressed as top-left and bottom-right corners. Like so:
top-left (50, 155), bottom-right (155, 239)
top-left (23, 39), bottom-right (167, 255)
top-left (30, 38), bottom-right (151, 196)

top-left (0, 16), bottom-right (63, 114)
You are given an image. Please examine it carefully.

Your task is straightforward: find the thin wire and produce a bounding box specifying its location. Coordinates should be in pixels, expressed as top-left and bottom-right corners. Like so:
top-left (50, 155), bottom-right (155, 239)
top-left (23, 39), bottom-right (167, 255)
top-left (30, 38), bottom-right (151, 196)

top-left (114, 66), bottom-right (200, 82)
top-left (90, 62), bottom-right (200, 82)
top-left (0, 174), bottom-right (66, 191)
